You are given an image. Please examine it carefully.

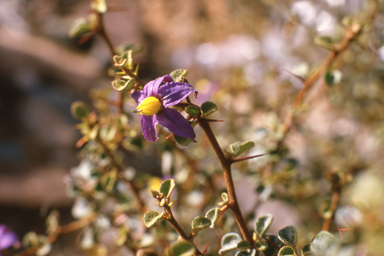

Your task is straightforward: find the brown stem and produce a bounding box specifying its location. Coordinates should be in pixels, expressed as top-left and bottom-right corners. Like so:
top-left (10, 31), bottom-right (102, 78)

top-left (96, 12), bottom-right (127, 115)
top-left (197, 119), bottom-right (254, 248)
top-left (280, 24), bottom-right (362, 144)
top-left (322, 173), bottom-right (342, 231)
top-left (163, 205), bottom-right (203, 256)
top-left (96, 13), bottom-right (116, 56)
top-left (12, 213), bottom-right (97, 256)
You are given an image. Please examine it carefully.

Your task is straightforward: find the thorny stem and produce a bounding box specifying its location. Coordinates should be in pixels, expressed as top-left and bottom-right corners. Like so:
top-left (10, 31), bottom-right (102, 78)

top-left (322, 173), bottom-right (342, 231)
top-left (280, 23), bottom-right (363, 144)
top-left (12, 213), bottom-right (97, 256)
top-left (95, 137), bottom-right (146, 211)
top-left (163, 205), bottom-right (203, 256)
top-left (198, 119), bottom-right (255, 248)
top-left (96, 12), bottom-right (127, 115)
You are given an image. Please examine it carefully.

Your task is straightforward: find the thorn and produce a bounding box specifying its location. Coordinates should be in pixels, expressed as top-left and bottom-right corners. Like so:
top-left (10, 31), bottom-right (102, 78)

top-left (282, 69), bottom-right (306, 83)
top-left (259, 233), bottom-right (281, 250)
top-left (202, 243), bottom-right (210, 255)
top-left (78, 32), bottom-right (95, 45)
top-left (231, 153), bottom-right (267, 163)
top-left (204, 119), bottom-right (224, 123)
top-left (338, 226), bottom-right (344, 240)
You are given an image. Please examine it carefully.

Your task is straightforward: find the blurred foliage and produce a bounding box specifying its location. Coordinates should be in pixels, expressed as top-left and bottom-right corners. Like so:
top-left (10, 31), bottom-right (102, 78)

top-left (2, 0), bottom-right (384, 256)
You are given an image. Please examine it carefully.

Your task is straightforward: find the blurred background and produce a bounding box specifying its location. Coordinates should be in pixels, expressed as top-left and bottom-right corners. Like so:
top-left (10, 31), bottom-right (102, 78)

top-left (0, 0), bottom-right (383, 255)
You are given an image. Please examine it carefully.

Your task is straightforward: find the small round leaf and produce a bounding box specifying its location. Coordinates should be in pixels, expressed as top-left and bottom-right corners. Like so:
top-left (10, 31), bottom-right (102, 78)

top-left (144, 211), bottom-right (165, 228)
top-left (235, 249), bottom-right (256, 256)
top-left (205, 208), bottom-right (222, 228)
top-left (159, 179), bottom-right (176, 199)
top-left (71, 101), bottom-right (90, 120)
top-left (278, 226), bottom-right (297, 247)
top-left (236, 240), bottom-right (250, 250)
top-left (310, 231), bottom-right (336, 256)
top-left (219, 232), bottom-right (242, 255)
top-left (278, 246), bottom-right (295, 256)
top-left (201, 101), bottom-right (218, 117)
top-left (191, 216), bottom-right (211, 234)
top-left (255, 214), bottom-right (274, 235)
top-left (170, 69), bottom-right (188, 82)
top-left (169, 241), bottom-right (195, 256)
top-left (185, 106), bottom-right (200, 116)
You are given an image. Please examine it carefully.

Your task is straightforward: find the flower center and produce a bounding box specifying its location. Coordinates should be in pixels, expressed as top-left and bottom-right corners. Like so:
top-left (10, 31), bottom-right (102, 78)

top-left (135, 96), bottom-right (162, 116)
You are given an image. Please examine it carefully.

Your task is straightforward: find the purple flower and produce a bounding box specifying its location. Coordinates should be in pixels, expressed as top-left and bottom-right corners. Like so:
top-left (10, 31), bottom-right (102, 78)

top-left (131, 75), bottom-right (196, 142)
top-left (0, 224), bottom-right (18, 253)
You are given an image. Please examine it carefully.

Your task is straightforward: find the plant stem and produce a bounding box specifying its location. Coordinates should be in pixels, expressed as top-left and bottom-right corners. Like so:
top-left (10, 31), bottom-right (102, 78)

top-left (280, 24), bottom-right (362, 144)
top-left (198, 119), bottom-right (254, 248)
top-left (163, 205), bottom-right (203, 256)
top-left (12, 213), bottom-right (97, 256)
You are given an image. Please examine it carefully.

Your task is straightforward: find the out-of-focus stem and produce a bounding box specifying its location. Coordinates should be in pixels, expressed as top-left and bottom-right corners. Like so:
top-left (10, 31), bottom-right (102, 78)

top-left (198, 119), bottom-right (254, 248)
top-left (163, 205), bottom-right (203, 256)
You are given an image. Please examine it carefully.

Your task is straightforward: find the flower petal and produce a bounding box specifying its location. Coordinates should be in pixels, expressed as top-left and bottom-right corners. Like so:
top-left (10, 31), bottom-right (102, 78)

top-left (157, 82), bottom-right (196, 107)
top-left (144, 75), bottom-right (174, 98)
top-left (130, 90), bottom-right (143, 104)
top-left (0, 225), bottom-right (18, 250)
top-left (156, 108), bottom-right (196, 140)
top-left (141, 115), bottom-right (158, 142)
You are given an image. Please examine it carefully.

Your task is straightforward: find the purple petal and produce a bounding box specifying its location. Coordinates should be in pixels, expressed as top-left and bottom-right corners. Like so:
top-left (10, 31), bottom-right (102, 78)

top-left (144, 75), bottom-right (174, 98)
top-left (141, 115), bottom-right (158, 142)
top-left (130, 90), bottom-right (143, 104)
top-left (0, 225), bottom-right (18, 250)
top-left (156, 108), bottom-right (196, 140)
top-left (157, 82), bottom-right (196, 107)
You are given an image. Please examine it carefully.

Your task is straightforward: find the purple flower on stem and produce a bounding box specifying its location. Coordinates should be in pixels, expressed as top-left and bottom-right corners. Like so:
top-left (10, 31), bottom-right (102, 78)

top-left (131, 75), bottom-right (196, 142)
top-left (0, 224), bottom-right (18, 255)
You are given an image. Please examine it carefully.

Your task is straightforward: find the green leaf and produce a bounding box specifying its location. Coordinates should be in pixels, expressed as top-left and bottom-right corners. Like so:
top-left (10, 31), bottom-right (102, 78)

top-left (218, 232), bottom-right (242, 255)
top-left (143, 211), bottom-right (165, 228)
top-left (262, 235), bottom-right (282, 256)
top-left (205, 208), bottom-right (222, 228)
top-left (255, 233), bottom-right (268, 251)
top-left (112, 79), bottom-right (134, 92)
top-left (185, 106), bottom-right (200, 117)
top-left (278, 246), bottom-right (295, 256)
top-left (227, 141), bottom-right (255, 157)
top-left (310, 231), bottom-right (336, 256)
top-left (324, 70), bottom-right (342, 86)
top-left (36, 235), bottom-right (52, 256)
top-left (191, 217), bottom-right (211, 234)
top-left (69, 18), bottom-right (91, 38)
top-left (90, 0), bottom-right (107, 13)
top-left (121, 50), bottom-right (133, 70)
top-left (173, 133), bottom-right (193, 146)
top-left (301, 244), bottom-right (314, 256)
top-left (22, 232), bottom-right (39, 248)
top-left (159, 179), bottom-right (176, 199)
top-left (278, 226), bottom-right (297, 247)
top-left (170, 69), bottom-right (188, 82)
top-left (314, 36), bottom-right (334, 50)
top-left (100, 170), bottom-right (117, 193)
top-left (45, 210), bottom-right (60, 235)
top-left (236, 240), bottom-right (250, 250)
top-left (150, 189), bottom-right (160, 198)
top-left (254, 214), bottom-right (274, 235)
top-left (70, 101), bottom-right (90, 120)
top-left (235, 249), bottom-right (256, 256)
top-left (169, 241), bottom-right (195, 256)
top-left (201, 101), bottom-right (218, 117)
